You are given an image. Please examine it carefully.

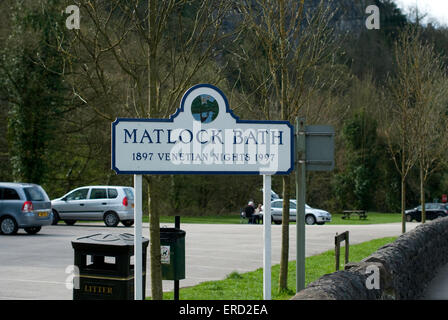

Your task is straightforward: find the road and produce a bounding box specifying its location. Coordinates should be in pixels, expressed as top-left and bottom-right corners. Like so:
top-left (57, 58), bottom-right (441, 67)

top-left (0, 222), bottom-right (418, 300)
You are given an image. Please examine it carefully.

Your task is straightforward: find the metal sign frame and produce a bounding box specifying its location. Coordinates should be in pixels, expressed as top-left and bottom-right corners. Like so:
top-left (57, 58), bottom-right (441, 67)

top-left (295, 118), bottom-right (335, 293)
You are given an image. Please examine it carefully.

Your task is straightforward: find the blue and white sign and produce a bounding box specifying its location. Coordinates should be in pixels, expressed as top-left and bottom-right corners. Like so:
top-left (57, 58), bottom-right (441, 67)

top-left (111, 84), bottom-right (293, 175)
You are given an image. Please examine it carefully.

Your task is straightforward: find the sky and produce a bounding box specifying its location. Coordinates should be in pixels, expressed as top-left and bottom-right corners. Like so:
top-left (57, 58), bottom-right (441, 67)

top-left (393, 0), bottom-right (448, 26)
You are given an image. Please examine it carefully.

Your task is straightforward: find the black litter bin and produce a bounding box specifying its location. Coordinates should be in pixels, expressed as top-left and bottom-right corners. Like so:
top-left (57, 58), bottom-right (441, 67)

top-left (160, 228), bottom-right (186, 281)
top-left (71, 233), bottom-right (149, 300)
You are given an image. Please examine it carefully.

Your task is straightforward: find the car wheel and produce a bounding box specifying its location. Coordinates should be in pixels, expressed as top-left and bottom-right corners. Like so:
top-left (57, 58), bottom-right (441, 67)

top-left (405, 214), bottom-right (413, 222)
top-left (0, 216), bottom-right (18, 235)
top-left (305, 215), bottom-right (316, 225)
top-left (24, 227), bottom-right (41, 235)
top-left (64, 220), bottom-right (77, 226)
top-left (121, 220), bottom-right (134, 227)
top-left (104, 212), bottom-right (119, 227)
top-left (51, 209), bottom-right (60, 225)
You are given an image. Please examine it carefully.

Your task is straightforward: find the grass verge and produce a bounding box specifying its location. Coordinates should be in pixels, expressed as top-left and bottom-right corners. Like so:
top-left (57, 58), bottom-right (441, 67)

top-left (149, 212), bottom-right (402, 225)
top-left (328, 212), bottom-right (401, 225)
top-left (155, 236), bottom-right (396, 300)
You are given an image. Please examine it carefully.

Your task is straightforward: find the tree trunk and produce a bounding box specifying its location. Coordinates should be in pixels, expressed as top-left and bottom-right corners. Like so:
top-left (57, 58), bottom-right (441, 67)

top-left (278, 0), bottom-right (290, 292)
top-left (148, 1), bottom-right (157, 117)
top-left (401, 176), bottom-right (406, 234)
top-left (400, 127), bottom-right (406, 234)
top-left (279, 174), bottom-right (290, 291)
top-left (420, 166), bottom-right (426, 223)
top-left (147, 0), bottom-right (163, 300)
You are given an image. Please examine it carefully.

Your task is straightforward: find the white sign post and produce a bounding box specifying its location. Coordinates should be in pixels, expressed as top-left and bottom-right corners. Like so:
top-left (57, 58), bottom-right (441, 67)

top-left (134, 174), bottom-right (143, 300)
top-left (112, 84), bottom-right (293, 300)
top-left (263, 174), bottom-right (272, 300)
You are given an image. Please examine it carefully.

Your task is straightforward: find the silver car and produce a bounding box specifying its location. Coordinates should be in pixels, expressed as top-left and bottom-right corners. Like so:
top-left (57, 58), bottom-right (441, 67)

top-left (0, 182), bottom-right (52, 235)
top-left (51, 186), bottom-right (135, 227)
top-left (269, 199), bottom-right (332, 225)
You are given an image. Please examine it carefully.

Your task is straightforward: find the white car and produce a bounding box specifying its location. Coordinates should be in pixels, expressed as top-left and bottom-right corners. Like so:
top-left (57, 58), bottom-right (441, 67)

top-left (265, 199), bottom-right (332, 225)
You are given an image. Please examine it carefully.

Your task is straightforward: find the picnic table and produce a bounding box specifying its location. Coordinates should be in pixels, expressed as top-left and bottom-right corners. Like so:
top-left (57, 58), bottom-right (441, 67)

top-left (342, 210), bottom-right (367, 220)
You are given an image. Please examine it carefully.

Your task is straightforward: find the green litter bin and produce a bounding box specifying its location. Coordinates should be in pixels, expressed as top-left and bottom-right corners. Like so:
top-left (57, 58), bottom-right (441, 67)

top-left (160, 228), bottom-right (186, 280)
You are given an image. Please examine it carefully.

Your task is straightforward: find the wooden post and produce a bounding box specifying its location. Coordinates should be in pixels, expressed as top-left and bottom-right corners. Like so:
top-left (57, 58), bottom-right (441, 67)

top-left (335, 231), bottom-right (349, 271)
top-left (335, 232), bottom-right (340, 271)
top-left (345, 232), bottom-right (349, 266)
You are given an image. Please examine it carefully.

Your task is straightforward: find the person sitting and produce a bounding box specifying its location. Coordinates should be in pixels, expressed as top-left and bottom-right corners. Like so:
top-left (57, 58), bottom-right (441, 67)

top-left (254, 203), bottom-right (263, 224)
top-left (244, 201), bottom-right (256, 224)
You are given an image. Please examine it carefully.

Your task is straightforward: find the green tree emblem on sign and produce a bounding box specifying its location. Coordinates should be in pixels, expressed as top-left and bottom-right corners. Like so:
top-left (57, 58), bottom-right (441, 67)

top-left (191, 94), bottom-right (219, 123)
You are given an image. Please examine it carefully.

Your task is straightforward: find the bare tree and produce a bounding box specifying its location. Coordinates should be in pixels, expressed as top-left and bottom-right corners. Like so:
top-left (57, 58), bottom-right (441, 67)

top-left (381, 27), bottom-right (447, 231)
top-left (406, 39), bottom-right (448, 223)
top-left (237, 0), bottom-right (339, 292)
top-left (55, 0), bottom-right (232, 299)
top-left (382, 29), bottom-right (417, 234)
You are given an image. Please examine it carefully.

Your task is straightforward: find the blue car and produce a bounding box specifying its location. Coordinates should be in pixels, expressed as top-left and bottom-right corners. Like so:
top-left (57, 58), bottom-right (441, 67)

top-left (0, 182), bottom-right (52, 235)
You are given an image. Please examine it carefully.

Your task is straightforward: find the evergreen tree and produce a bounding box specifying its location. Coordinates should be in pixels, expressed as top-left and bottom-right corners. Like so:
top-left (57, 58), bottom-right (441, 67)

top-left (0, 0), bottom-right (68, 184)
top-left (334, 111), bottom-right (379, 210)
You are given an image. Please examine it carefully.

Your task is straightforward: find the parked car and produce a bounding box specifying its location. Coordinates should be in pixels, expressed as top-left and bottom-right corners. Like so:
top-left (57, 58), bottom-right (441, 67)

top-left (264, 199), bottom-right (332, 225)
top-left (405, 203), bottom-right (448, 222)
top-left (51, 186), bottom-right (135, 227)
top-left (0, 182), bottom-right (52, 235)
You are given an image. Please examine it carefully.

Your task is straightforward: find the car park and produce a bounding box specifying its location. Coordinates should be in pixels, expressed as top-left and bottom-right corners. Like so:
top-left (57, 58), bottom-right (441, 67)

top-left (0, 182), bottom-right (52, 235)
top-left (265, 199), bottom-right (332, 225)
top-left (405, 203), bottom-right (448, 222)
top-left (51, 186), bottom-right (135, 227)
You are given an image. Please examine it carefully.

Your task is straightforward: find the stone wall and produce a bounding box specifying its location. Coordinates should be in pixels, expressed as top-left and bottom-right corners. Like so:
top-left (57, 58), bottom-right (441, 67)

top-left (291, 217), bottom-right (448, 300)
